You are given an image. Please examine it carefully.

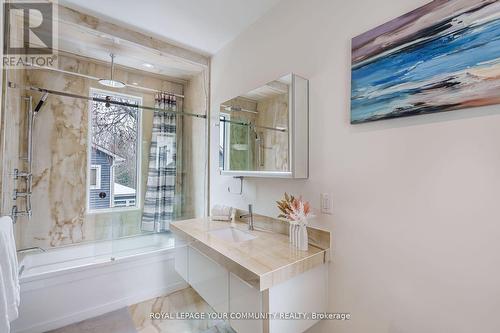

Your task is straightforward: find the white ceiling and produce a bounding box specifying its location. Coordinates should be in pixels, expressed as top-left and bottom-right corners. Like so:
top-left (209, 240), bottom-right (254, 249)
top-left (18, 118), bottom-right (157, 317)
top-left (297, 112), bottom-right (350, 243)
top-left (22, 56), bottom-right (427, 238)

top-left (59, 0), bottom-right (283, 55)
top-left (10, 6), bottom-right (207, 79)
top-left (55, 21), bottom-right (206, 79)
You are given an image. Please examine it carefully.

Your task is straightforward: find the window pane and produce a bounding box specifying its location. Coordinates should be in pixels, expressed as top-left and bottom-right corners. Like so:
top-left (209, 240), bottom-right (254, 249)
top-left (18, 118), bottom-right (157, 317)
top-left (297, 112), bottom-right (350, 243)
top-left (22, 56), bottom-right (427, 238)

top-left (90, 168), bottom-right (97, 186)
top-left (88, 90), bottom-right (141, 211)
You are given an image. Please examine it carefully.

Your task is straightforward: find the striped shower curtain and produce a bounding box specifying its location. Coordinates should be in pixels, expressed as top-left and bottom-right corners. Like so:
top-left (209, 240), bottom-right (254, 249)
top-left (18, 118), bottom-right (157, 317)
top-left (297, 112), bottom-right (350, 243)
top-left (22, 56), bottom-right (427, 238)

top-left (142, 93), bottom-right (177, 232)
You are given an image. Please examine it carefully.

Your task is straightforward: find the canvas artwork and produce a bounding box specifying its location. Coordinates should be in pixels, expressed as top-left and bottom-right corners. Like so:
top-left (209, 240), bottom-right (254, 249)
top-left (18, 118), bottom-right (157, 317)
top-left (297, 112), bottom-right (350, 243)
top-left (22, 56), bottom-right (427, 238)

top-left (351, 0), bottom-right (500, 124)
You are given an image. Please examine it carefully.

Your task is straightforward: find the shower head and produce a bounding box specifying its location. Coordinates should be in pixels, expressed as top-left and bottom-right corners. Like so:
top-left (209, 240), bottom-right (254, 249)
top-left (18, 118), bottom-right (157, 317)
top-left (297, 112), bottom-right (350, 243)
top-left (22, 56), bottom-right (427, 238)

top-left (99, 79), bottom-right (126, 88)
top-left (99, 53), bottom-right (126, 89)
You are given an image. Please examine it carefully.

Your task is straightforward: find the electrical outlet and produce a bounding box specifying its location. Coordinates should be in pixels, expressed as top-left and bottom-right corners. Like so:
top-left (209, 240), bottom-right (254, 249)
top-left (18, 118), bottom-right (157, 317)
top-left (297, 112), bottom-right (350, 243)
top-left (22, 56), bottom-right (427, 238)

top-left (320, 193), bottom-right (333, 214)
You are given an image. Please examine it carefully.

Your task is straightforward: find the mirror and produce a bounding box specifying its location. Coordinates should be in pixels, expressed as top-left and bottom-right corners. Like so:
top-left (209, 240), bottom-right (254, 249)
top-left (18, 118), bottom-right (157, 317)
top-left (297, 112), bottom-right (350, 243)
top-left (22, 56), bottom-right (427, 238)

top-left (219, 73), bottom-right (308, 178)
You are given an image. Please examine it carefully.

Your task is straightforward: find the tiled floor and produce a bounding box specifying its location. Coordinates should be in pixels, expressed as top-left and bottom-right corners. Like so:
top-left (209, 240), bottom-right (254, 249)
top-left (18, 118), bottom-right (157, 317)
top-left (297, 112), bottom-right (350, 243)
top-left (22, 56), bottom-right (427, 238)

top-left (129, 287), bottom-right (234, 333)
top-left (48, 287), bottom-right (235, 333)
top-left (48, 308), bottom-right (136, 333)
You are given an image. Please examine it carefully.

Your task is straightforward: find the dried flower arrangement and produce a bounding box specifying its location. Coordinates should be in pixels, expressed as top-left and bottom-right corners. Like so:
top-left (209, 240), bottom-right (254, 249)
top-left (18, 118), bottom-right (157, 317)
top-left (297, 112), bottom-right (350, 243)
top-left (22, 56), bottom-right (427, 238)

top-left (276, 193), bottom-right (313, 225)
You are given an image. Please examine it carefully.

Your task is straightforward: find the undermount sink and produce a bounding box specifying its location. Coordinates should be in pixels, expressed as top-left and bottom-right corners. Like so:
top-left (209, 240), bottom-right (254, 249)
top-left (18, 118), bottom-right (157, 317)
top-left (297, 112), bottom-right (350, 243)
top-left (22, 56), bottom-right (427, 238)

top-left (208, 227), bottom-right (257, 243)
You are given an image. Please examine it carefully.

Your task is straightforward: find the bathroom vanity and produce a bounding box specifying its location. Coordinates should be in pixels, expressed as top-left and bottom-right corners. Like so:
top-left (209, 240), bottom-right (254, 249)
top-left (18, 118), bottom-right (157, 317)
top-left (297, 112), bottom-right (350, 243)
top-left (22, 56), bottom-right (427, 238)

top-left (179, 71), bottom-right (320, 333)
top-left (171, 217), bottom-right (330, 333)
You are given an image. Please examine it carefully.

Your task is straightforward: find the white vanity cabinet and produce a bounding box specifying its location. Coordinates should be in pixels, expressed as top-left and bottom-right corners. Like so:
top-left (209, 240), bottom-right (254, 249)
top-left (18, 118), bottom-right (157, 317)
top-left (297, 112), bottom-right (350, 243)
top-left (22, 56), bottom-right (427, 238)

top-left (175, 244), bottom-right (328, 333)
top-left (229, 272), bottom-right (263, 333)
top-left (174, 245), bottom-right (188, 281)
top-left (266, 264), bottom-right (328, 333)
top-left (187, 246), bottom-right (229, 313)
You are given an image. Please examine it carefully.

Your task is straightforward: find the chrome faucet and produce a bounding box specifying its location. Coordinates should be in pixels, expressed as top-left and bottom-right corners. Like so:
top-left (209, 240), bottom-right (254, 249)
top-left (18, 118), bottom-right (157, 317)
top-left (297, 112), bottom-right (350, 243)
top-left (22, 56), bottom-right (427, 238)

top-left (239, 204), bottom-right (254, 231)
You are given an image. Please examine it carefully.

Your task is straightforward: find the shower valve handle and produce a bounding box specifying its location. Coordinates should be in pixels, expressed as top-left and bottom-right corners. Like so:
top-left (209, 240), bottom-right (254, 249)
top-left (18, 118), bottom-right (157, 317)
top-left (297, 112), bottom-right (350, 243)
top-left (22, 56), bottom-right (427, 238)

top-left (10, 169), bottom-right (32, 179)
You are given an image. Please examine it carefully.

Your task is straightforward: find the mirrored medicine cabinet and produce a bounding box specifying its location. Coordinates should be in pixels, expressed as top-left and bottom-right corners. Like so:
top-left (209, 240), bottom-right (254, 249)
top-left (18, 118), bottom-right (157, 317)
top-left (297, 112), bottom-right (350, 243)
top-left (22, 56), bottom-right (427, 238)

top-left (218, 73), bottom-right (308, 178)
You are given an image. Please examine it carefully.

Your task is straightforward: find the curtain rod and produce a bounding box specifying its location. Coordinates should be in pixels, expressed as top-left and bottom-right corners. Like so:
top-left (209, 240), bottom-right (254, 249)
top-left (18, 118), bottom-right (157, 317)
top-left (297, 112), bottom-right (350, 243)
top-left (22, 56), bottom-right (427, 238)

top-left (24, 63), bottom-right (185, 99)
top-left (219, 118), bottom-right (287, 133)
top-left (22, 85), bottom-right (206, 119)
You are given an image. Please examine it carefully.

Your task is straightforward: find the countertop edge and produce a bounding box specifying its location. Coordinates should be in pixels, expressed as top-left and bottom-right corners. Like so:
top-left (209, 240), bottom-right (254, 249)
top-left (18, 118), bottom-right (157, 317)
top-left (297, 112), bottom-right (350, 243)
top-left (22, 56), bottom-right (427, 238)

top-left (171, 219), bottom-right (329, 291)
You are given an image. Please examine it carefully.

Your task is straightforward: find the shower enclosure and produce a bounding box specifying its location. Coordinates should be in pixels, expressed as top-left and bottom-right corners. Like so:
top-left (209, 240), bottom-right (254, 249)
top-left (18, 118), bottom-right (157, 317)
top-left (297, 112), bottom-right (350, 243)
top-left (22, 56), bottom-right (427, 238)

top-left (0, 3), bottom-right (210, 331)
top-left (0, 3), bottom-right (209, 273)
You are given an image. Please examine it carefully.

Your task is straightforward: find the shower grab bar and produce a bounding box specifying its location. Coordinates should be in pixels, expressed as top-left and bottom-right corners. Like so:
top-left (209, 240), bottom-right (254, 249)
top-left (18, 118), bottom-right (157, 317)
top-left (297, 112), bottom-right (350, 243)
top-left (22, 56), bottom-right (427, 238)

top-left (27, 96), bottom-right (34, 170)
top-left (26, 96), bottom-right (34, 215)
top-left (11, 97), bottom-right (35, 223)
top-left (23, 85), bottom-right (207, 119)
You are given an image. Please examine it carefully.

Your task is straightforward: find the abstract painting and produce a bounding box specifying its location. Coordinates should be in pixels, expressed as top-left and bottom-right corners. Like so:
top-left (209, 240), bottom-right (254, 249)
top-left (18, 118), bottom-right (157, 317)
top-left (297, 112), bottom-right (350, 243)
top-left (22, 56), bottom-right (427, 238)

top-left (351, 0), bottom-right (500, 124)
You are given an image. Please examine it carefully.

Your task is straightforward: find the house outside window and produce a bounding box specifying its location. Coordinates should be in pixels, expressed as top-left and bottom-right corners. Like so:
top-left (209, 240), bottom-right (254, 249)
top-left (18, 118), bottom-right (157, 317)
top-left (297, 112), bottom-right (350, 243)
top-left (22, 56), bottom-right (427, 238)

top-left (87, 89), bottom-right (142, 212)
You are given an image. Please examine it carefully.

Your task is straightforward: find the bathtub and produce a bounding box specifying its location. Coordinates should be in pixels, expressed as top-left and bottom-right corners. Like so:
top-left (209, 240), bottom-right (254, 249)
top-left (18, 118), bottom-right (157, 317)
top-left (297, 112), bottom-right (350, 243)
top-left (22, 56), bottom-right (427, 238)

top-left (12, 233), bottom-right (188, 333)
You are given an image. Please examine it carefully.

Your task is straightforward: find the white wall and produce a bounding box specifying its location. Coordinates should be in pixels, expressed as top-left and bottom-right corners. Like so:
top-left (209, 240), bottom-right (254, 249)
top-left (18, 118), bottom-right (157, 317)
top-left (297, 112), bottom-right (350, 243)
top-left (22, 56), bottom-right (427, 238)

top-left (210, 0), bottom-right (500, 332)
top-left (0, 1), bottom-right (3, 107)
top-left (0, 1), bottom-right (3, 211)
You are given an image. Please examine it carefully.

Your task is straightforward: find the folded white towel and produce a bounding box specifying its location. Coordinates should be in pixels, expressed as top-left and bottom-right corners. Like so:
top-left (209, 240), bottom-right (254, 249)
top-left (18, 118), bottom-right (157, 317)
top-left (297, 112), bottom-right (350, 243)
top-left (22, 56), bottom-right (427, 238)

top-left (211, 205), bottom-right (233, 221)
top-left (0, 216), bottom-right (19, 333)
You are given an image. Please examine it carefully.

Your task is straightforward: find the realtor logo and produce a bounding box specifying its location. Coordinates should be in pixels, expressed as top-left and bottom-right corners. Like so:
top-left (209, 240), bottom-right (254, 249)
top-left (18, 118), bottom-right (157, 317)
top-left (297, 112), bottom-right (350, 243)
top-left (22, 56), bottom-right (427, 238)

top-left (3, 0), bottom-right (58, 68)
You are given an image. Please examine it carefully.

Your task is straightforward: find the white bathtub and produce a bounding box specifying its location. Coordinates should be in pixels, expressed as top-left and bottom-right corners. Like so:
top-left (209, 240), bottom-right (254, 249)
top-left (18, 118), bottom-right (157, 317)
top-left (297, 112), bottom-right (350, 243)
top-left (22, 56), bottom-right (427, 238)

top-left (12, 233), bottom-right (188, 333)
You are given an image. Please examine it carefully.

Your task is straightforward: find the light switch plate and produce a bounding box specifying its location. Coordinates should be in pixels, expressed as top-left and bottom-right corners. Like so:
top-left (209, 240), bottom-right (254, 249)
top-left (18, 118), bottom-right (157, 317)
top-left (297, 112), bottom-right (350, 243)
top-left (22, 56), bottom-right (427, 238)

top-left (320, 193), bottom-right (333, 214)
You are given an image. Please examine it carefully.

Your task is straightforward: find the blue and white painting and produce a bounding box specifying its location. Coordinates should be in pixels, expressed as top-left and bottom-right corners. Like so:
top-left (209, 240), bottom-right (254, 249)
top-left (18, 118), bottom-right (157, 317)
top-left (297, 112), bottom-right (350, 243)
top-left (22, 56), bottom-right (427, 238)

top-left (351, 0), bottom-right (500, 123)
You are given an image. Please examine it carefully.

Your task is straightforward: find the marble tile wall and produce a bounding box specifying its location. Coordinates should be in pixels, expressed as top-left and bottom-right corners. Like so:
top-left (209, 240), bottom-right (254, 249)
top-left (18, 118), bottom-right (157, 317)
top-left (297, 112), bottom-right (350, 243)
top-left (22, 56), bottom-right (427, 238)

top-left (220, 97), bottom-right (258, 170)
top-left (183, 70), bottom-right (209, 218)
top-left (0, 10), bottom-right (26, 247)
top-left (255, 93), bottom-right (289, 172)
top-left (221, 93), bottom-right (289, 172)
top-left (1, 52), bottom-right (206, 249)
top-left (0, 65), bottom-right (26, 247)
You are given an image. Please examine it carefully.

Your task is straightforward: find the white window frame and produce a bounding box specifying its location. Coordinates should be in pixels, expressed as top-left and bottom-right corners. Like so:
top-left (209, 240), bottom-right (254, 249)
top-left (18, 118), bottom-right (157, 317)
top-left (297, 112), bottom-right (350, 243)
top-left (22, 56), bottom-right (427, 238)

top-left (86, 88), bottom-right (143, 214)
top-left (89, 164), bottom-right (101, 190)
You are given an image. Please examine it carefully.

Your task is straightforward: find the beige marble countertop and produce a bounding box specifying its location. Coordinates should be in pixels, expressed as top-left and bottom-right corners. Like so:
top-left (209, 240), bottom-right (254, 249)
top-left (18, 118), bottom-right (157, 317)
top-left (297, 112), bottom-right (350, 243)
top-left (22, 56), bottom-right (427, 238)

top-left (171, 217), bottom-right (328, 291)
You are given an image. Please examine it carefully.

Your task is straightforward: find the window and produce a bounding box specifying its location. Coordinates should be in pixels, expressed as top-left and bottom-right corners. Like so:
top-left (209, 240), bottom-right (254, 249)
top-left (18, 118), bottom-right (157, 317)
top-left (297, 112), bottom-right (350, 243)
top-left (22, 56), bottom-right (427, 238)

top-left (89, 165), bottom-right (101, 189)
top-left (87, 89), bottom-right (142, 212)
